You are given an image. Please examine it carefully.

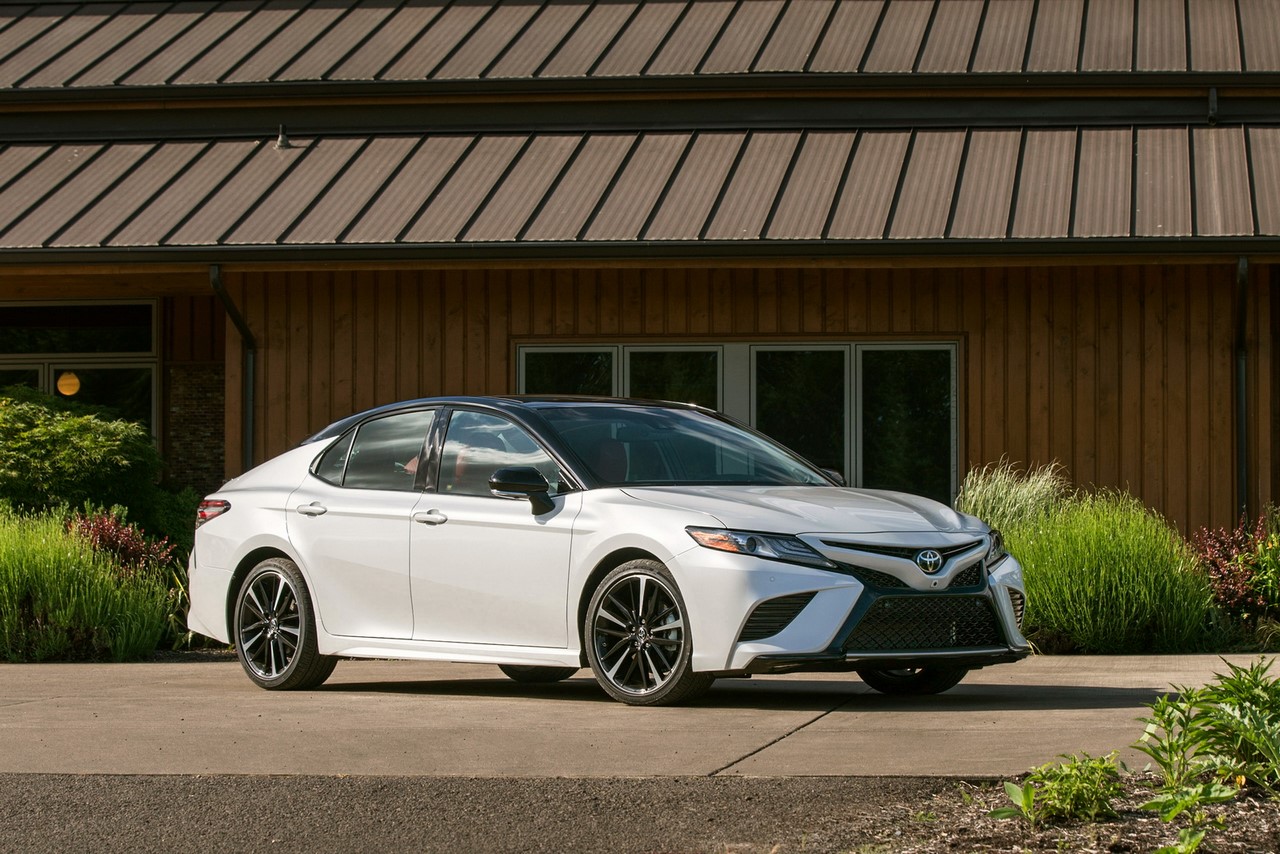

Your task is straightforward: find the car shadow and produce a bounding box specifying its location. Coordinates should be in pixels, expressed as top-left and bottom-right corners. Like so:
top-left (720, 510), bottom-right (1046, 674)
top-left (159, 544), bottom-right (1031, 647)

top-left (318, 674), bottom-right (1168, 712)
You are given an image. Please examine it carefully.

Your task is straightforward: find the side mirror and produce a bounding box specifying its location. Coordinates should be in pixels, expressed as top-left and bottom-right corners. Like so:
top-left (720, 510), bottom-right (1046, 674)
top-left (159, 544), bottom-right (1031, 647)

top-left (820, 468), bottom-right (847, 486)
top-left (489, 466), bottom-right (555, 515)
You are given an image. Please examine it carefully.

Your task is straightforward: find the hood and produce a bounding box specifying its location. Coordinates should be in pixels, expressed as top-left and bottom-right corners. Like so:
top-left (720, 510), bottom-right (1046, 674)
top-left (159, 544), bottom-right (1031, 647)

top-left (620, 485), bottom-right (980, 535)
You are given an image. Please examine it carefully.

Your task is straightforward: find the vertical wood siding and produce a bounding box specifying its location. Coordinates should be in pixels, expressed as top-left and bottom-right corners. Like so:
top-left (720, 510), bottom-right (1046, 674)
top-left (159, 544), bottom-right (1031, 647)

top-left (222, 263), bottom-right (1274, 534)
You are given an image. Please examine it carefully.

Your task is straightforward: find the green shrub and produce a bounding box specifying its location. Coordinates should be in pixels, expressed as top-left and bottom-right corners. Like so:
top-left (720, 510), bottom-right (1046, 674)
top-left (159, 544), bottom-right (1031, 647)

top-left (0, 510), bottom-right (168, 661)
top-left (955, 459), bottom-right (1071, 533)
top-left (1193, 509), bottom-right (1280, 651)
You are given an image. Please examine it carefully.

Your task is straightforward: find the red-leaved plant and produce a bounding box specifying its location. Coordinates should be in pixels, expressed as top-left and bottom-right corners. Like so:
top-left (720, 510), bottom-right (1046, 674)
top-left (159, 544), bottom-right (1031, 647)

top-left (1193, 515), bottom-right (1273, 618)
top-left (68, 511), bottom-right (175, 580)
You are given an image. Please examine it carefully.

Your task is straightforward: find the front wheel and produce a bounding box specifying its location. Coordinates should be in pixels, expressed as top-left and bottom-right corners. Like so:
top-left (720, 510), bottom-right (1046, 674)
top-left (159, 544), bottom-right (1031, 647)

top-left (585, 559), bottom-right (714, 706)
top-left (233, 557), bottom-right (337, 690)
top-left (856, 665), bottom-right (969, 695)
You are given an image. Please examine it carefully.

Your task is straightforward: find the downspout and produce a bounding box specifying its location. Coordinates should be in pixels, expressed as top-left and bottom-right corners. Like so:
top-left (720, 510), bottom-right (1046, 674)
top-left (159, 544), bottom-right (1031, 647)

top-left (1235, 257), bottom-right (1250, 521)
top-left (209, 265), bottom-right (256, 473)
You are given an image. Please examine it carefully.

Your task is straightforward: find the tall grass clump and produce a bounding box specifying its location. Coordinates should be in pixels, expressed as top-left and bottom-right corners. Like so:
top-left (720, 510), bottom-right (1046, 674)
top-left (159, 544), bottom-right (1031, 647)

top-left (0, 510), bottom-right (168, 661)
top-left (955, 459), bottom-right (1071, 533)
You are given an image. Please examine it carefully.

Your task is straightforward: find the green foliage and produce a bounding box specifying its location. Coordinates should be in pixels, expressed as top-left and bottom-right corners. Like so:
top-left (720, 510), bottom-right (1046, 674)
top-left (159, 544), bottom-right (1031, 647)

top-left (1029, 752), bottom-right (1124, 823)
top-left (1155, 827), bottom-right (1207, 854)
top-left (0, 510), bottom-right (167, 661)
top-left (954, 459), bottom-right (1071, 533)
top-left (1140, 782), bottom-right (1237, 823)
top-left (1136, 689), bottom-right (1215, 790)
top-left (989, 779), bottom-right (1042, 830)
top-left (1196, 658), bottom-right (1280, 794)
top-left (1193, 509), bottom-right (1280, 645)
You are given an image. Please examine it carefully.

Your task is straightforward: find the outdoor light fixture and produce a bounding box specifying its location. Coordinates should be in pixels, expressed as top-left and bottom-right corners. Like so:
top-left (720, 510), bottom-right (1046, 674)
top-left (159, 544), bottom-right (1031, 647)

top-left (55, 371), bottom-right (80, 396)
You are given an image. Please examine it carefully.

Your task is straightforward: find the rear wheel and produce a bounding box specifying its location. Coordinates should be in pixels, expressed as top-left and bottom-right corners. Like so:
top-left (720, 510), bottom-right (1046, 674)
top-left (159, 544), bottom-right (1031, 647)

top-left (585, 559), bottom-right (713, 706)
top-left (499, 664), bottom-right (578, 684)
top-left (856, 665), bottom-right (969, 695)
top-left (233, 557), bottom-right (337, 690)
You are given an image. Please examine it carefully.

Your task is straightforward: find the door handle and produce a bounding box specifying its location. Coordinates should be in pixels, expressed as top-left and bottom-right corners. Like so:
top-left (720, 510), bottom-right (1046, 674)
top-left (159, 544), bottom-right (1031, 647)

top-left (413, 510), bottom-right (448, 526)
top-left (295, 502), bottom-right (328, 517)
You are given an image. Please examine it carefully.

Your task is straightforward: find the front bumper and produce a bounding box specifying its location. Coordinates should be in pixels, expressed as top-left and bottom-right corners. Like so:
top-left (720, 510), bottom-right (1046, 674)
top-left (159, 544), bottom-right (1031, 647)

top-left (740, 646), bottom-right (1030, 675)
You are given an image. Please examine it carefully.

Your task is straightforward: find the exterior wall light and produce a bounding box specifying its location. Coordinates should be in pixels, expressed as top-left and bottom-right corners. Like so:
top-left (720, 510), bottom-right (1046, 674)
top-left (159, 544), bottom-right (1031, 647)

top-left (56, 371), bottom-right (80, 396)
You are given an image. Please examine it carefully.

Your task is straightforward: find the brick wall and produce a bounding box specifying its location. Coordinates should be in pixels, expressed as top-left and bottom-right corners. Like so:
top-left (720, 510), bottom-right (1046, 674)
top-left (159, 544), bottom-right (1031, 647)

top-left (164, 362), bottom-right (225, 496)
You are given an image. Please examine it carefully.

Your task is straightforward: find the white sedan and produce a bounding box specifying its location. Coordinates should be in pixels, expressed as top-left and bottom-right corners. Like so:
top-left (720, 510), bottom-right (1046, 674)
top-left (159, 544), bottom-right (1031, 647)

top-left (188, 397), bottom-right (1029, 706)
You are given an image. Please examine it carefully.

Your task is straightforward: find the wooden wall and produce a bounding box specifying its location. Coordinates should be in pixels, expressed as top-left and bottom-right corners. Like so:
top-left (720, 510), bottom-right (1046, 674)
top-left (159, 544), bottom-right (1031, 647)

top-left (222, 263), bottom-right (1274, 534)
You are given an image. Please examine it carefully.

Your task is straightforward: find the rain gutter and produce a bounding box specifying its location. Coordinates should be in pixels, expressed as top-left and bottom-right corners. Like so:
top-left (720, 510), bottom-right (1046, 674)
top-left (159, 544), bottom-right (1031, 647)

top-left (209, 264), bottom-right (256, 473)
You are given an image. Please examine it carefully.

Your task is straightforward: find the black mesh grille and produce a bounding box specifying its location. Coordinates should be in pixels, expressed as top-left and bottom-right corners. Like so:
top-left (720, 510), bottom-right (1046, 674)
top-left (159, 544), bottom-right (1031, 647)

top-left (843, 595), bottom-right (1004, 652)
top-left (949, 564), bottom-right (984, 588)
top-left (1008, 589), bottom-right (1025, 629)
top-left (738, 592), bottom-right (817, 642)
top-left (841, 564), bottom-right (909, 590)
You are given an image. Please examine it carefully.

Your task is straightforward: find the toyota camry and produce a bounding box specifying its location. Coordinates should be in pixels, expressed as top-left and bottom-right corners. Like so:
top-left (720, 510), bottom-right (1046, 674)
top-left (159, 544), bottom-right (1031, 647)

top-left (187, 396), bottom-right (1030, 705)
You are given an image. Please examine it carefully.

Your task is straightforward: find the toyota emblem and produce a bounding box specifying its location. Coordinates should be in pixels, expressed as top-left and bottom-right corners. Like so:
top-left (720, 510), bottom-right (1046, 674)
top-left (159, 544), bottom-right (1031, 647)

top-left (916, 549), bottom-right (944, 573)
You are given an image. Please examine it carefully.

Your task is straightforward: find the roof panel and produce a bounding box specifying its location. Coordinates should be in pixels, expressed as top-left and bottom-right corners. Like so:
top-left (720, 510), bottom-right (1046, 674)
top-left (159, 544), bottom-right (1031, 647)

top-left (700, 0), bottom-right (785, 74)
top-left (0, 145), bottom-right (100, 235)
top-left (1073, 128), bottom-right (1131, 237)
top-left (754, 0), bottom-right (834, 72)
top-left (2, 143), bottom-right (151, 248)
top-left (644, 132), bottom-right (744, 240)
top-left (862, 0), bottom-right (931, 73)
top-left (382, 1), bottom-right (494, 80)
top-left (971, 0), bottom-right (1033, 73)
top-left (827, 130), bottom-right (909, 239)
top-left (1189, 0), bottom-right (1241, 71)
top-left (1239, 0), bottom-right (1280, 70)
top-left (329, 0), bottom-right (447, 80)
top-left (0, 6), bottom-right (67, 66)
top-left (539, 0), bottom-right (637, 77)
top-left (588, 0), bottom-right (684, 76)
top-left (1137, 0), bottom-right (1187, 71)
top-left (485, 1), bottom-right (588, 77)
top-left (916, 0), bottom-right (983, 73)
top-left (1079, 0), bottom-right (1134, 71)
top-left (121, 0), bottom-right (258, 85)
top-left (808, 0), bottom-right (881, 72)
top-left (463, 134), bottom-right (580, 240)
top-left (1011, 129), bottom-right (1075, 238)
top-left (1193, 127), bottom-right (1253, 235)
top-left (1249, 127), bottom-right (1280, 234)
top-left (173, 1), bottom-right (305, 84)
top-left (515, 134), bottom-right (634, 240)
top-left (767, 130), bottom-right (856, 239)
top-left (404, 135), bottom-right (527, 242)
top-left (344, 135), bottom-right (473, 242)
top-left (275, 2), bottom-right (399, 81)
top-left (704, 131), bottom-right (800, 239)
top-left (226, 137), bottom-right (366, 243)
top-left (19, 2), bottom-right (164, 88)
top-left (0, 3), bottom-right (124, 87)
top-left (582, 133), bottom-right (687, 240)
top-left (285, 136), bottom-right (419, 244)
top-left (950, 130), bottom-right (1019, 239)
top-left (436, 0), bottom-right (543, 80)
top-left (646, 0), bottom-right (734, 75)
top-left (889, 130), bottom-right (965, 238)
top-left (0, 144), bottom-right (52, 195)
top-left (108, 139), bottom-right (258, 245)
top-left (1026, 0), bottom-right (1083, 72)
top-left (166, 140), bottom-right (306, 244)
top-left (71, 1), bottom-right (217, 87)
top-left (51, 141), bottom-right (206, 247)
top-left (1135, 127), bottom-right (1191, 236)
top-left (226, 1), bottom-right (351, 83)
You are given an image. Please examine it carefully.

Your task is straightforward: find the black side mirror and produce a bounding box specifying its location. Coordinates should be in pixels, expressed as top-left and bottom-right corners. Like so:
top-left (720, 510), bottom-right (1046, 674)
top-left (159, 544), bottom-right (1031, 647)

top-left (489, 466), bottom-right (555, 515)
top-left (820, 468), bottom-right (847, 486)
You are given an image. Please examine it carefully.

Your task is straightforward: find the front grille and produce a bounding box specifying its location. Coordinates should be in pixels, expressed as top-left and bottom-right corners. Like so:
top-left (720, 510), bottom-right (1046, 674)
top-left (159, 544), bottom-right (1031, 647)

top-left (738, 592), bottom-right (817, 642)
top-left (949, 563), bottom-right (984, 589)
top-left (1007, 589), bottom-right (1026, 630)
top-left (841, 564), bottom-right (909, 590)
top-left (821, 540), bottom-right (981, 563)
top-left (843, 595), bottom-right (1004, 652)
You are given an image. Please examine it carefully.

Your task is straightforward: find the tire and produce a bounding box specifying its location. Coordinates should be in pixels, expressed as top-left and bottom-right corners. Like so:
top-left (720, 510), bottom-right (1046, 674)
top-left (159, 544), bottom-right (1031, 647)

top-left (498, 664), bottom-right (579, 684)
top-left (233, 557), bottom-right (337, 690)
top-left (856, 665), bottom-right (969, 696)
top-left (584, 559), bottom-right (714, 706)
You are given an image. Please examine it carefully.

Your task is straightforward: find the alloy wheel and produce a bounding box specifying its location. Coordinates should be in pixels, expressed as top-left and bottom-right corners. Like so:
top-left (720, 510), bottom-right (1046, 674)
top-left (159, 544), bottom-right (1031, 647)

top-left (237, 569), bottom-right (301, 680)
top-left (591, 572), bottom-right (687, 696)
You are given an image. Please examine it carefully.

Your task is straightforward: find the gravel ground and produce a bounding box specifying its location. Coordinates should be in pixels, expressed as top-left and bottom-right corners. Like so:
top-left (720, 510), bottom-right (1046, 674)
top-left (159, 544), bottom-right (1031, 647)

top-left (2, 773), bottom-right (1278, 853)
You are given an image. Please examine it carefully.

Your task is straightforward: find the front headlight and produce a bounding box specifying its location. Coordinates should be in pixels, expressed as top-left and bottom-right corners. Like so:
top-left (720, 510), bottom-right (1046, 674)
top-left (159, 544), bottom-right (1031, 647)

top-left (985, 528), bottom-right (1008, 568)
top-left (686, 527), bottom-right (836, 570)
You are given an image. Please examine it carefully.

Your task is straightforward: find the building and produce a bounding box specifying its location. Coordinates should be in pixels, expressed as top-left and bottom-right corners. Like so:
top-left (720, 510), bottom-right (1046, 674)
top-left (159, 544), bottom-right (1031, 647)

top-left (0, 0), bottom-right (1276, 532)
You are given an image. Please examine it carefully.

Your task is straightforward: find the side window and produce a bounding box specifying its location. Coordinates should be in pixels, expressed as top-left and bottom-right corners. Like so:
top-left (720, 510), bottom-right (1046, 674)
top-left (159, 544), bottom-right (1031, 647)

top-left (440, 411), bottom-right (564, 497)
top-left (320, 409), bottom-right (434, 491)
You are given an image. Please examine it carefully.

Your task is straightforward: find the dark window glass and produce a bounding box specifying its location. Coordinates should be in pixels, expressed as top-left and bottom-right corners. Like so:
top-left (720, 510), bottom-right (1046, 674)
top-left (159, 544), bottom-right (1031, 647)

top-left (440, 411), bottom-right (563, 497)
top-left (861, 349), bottom-right (953, 504)
top-left (52, 367), bottom-right (153, 430)
top-left (342, 410), bottom-right (435, 491)
top-left (628, 350), bottom-right (718, 408)
top-left (523, 351), bottom-right (613, 396)
top-left (755, 350), bottom-right (845, 473)
top-left (313, 430), bottom-right (356, 486)
top-left (0, 305), bottom-right (153, 354)
top-left (0, 369), bottom-right (40, 390)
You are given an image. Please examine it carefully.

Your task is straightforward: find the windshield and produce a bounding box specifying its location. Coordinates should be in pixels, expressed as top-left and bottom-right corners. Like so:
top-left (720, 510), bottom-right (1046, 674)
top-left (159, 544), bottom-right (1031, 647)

top-left (537, 405), bottom-right (831, 487)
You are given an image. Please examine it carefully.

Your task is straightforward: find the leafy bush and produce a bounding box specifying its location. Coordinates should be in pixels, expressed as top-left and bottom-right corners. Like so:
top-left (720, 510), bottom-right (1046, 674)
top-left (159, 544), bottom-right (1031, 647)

top-left (1193, 510), bottom-right (1280, 629)
top-left (68, 510), bottom-right (175, 579)
top-left (954, 459), bottom-right (1071, 533)
top-left (990, 752), bottom-right (1123, 826)
top-left (0, 510), bottom-right (168, 661)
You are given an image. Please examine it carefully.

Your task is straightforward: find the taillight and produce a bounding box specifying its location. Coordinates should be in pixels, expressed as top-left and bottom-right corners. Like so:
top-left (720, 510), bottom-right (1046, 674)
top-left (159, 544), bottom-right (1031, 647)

top-left (196, 499), bottom-right (231, 528)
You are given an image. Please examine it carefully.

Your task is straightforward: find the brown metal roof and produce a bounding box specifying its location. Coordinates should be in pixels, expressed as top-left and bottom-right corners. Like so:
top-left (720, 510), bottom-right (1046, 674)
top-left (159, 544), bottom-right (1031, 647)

top-left (5, 123), bottom-right (1277, 257)
top-left (4, 0), bottom-right (1279, 91)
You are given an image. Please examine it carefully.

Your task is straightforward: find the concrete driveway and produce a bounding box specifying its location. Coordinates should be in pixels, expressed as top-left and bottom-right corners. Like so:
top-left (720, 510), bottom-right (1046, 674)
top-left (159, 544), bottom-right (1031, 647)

top-left (0, 654), bottom-right (1266, 778)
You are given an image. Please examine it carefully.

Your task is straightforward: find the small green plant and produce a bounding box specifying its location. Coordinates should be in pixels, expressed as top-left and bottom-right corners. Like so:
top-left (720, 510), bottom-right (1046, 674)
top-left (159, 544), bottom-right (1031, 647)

top-left (989, 779), bottom-right (1042, 830)
top-left (1135, 689), bottom-right (1213, 790)
top-left (1198, 658), bottom-right (1280, 794)
top-left (1140, 782), bottom-right (1237, 823)
top-left (1029, 752), bottom-right (1124, 822)
top-left (1155, 827), bottom-right (1207, 854)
